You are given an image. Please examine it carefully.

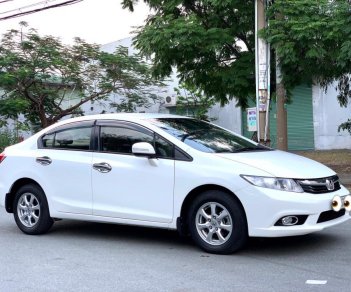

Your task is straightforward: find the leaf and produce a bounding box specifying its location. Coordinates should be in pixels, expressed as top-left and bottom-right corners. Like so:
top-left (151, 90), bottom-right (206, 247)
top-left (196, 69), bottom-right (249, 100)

top-left (0, 23), bottom-right (165, 129)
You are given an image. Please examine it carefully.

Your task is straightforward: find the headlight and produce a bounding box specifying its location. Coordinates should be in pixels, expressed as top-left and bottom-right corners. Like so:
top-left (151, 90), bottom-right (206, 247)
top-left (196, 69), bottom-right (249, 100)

top-left (241, 175), bottom-right (303, 193)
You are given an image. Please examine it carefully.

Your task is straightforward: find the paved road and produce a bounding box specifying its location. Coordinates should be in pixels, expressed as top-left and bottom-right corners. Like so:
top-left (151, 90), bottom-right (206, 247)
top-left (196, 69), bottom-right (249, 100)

top-left (0, 209), bottom-right (350, 292)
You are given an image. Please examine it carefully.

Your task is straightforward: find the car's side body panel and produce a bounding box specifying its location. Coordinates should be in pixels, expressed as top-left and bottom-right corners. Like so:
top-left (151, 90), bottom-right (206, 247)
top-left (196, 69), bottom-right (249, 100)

top-left (0, 148), bottom-right (93, 215)
top-left (34, 149), bottom-right (93, 215)
top-left (92, 152), bottom-right (174, 223)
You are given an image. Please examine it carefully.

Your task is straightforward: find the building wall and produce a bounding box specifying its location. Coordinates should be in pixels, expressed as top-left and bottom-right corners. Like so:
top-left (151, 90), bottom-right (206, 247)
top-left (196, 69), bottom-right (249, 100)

top-left (208, 100), bottom-right (242, 134)
top-left (81, 38), bottom-right (181, 115)
top-left (100, 39), bottom-right (243, 133)
top-left (313, 83), bottom-right (351, 150)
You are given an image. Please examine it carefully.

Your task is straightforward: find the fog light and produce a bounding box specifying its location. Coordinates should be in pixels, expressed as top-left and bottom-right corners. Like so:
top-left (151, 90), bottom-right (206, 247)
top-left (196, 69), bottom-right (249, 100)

top-left (281, 216), bottom-right (299, 226)
top-left (274, 215), bottom-right (308, 226)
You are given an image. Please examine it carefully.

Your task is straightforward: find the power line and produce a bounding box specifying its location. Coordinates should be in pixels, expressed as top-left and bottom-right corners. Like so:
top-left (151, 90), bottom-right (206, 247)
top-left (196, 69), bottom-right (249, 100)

top-left (0, 0), bottom-right (83, 21)
top-left (0, 0), bottom-right (64, 15)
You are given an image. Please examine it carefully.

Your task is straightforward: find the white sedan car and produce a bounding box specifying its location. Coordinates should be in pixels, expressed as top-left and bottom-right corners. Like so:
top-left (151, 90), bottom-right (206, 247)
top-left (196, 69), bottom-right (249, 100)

top-left (0, 114), bottom-right (350, 254)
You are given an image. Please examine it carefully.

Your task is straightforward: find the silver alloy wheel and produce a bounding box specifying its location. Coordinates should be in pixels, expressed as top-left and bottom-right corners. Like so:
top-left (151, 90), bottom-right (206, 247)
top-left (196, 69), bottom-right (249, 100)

top-left (195, 202), bottom-right (233, 246)
top-left (17, 192), bottom-right (40, 228)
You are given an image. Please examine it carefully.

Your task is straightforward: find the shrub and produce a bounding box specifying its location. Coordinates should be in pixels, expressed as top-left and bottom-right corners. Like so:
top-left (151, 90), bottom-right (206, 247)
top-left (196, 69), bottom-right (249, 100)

top-left (0, 128), bottom-right (20, 152)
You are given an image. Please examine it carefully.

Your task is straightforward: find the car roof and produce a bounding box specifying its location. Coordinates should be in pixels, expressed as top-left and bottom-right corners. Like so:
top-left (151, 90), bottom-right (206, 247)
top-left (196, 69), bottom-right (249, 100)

top-left (8, 113), bottom-right (191, 151)
top-left (57, 113), bottom-right (189, 125)
top-left (34, 113), bottom-right (192, 136)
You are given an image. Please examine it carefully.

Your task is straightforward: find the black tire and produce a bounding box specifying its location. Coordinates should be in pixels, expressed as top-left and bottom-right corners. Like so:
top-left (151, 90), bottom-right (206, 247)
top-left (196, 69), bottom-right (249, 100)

top-left (188, 190), bottom-right (248, 254)
top-left (13, 184), bottom-right (54, 235)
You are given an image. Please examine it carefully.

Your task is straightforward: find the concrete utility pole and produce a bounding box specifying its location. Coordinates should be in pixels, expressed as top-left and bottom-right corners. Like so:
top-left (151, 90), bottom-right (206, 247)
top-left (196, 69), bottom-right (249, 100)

top-left (255, 0), bottom-right (270, 145)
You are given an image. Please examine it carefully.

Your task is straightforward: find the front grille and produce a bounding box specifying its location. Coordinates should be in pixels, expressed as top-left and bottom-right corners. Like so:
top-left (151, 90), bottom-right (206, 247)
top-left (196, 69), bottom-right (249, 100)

top-left (317, 209), bottom-right (346, 223)
top-left (297, 175), bottom-right (341, 194)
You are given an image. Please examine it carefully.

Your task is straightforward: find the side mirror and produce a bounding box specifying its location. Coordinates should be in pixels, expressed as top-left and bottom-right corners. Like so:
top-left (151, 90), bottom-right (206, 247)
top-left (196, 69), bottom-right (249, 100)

top-left (132, 142), bottom-right (156, 158)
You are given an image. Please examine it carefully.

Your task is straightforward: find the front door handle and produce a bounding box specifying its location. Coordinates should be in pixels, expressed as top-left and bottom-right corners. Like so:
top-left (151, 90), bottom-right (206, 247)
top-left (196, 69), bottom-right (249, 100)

top-left (36, 156), bottom-right (52, 166)
top-left (93, 162), bottom-right (112, 173)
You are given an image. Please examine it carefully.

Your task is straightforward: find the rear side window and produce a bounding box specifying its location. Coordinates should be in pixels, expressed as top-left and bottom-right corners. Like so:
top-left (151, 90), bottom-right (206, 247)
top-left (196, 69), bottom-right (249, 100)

top-left (41, 127), bottom-right (92, 151)
top-left (42, 133), bottom-right (55, 148)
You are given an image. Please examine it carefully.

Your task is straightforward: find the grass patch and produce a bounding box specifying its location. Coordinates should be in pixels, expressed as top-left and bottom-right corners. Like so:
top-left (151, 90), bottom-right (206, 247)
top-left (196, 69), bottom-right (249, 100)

top-left (293, 150), bottom-right (351, 190)
top-left (293, 150), bottom-right (351, 174)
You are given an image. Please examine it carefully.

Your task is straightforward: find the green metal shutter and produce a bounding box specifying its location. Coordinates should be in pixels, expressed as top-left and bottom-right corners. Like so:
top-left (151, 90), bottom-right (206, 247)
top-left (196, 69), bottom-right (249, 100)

top-left (242, 84), bottom-right (314, 150)
top-left (286, 84), bottom-right (314, 150)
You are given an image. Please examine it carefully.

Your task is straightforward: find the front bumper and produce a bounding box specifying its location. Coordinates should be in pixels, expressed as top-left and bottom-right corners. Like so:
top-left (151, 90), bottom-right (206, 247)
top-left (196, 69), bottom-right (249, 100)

top-left (237, 184), bottom-right (351, 237)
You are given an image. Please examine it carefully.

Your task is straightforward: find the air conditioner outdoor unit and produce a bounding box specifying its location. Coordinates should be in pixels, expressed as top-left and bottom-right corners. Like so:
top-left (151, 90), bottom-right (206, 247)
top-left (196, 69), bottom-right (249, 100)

top-left (164, 95), bottom-right (177, 107)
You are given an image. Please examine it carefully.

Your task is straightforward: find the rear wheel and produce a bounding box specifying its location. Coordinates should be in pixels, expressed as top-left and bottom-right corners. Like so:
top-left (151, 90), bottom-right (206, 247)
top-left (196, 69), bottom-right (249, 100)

top-left (13, 184), bottom-right (54, 235)
top-left (188, 190), bottom-right (248, 254)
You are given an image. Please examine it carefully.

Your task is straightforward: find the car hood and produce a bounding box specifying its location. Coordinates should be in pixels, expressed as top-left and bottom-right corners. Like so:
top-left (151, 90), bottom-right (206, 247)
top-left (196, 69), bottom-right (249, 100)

top-left (215, 150), bottom-right (336, 179)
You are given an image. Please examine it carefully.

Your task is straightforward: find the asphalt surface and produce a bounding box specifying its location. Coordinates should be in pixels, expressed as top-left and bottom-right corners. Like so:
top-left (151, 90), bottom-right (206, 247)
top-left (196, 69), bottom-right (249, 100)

top-left (0, 209), bottom-right (351, 292)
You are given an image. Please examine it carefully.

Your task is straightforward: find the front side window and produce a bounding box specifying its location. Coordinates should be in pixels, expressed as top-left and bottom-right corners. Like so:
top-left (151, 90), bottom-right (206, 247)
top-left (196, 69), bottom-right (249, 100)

top-left (41, 127), bottom-right (92, 151)
top-left (100, 126), bottom-right (175, 159)
top-left (100, 126), bottom-right (154, 154)
top-left (155, 134), bottom-right (174, 159)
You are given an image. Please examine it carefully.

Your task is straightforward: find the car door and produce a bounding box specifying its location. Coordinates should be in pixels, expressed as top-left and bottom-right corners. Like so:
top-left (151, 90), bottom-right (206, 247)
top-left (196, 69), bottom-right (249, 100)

top-left (91, 121), bottom-right (174, 223)
top-left (37, 121), bottom-right (94, 215)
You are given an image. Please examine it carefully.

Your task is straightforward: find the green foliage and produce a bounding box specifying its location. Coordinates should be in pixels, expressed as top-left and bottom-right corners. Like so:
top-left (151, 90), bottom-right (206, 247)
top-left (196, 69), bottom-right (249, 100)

top-left (174, 82), bottom-right (215, 121)
top-left (262, 0), bottom-right (351, 133)
top-left (123, 0), bottom-right (255, 108)
top-left (123, 1), bottom-right (351, 134)
top-left (338, 119), bottom-right (351, 134)
top-left (0, 128), bottom-right (19, 151)
top-left (0, 23), bottom-right (164, 129)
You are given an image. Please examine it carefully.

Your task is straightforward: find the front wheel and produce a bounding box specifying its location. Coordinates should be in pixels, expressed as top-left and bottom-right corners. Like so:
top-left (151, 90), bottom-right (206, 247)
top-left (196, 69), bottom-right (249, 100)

top-left (188, 190), bottom-right (248, 254)
top-left (13, 184), bottom-right (54, 235)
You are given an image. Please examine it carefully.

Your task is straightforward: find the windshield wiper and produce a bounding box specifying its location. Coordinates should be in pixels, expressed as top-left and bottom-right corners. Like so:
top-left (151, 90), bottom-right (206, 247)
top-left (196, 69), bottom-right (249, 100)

top-left (233, 145), bottom-right (271, 153)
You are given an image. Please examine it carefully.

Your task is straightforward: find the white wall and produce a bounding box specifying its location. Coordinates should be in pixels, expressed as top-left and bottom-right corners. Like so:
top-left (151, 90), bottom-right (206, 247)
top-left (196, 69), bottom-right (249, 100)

top-left (208, 100), bottom-right (242, 134)
top-left (98, 38), bottom-right (244, 132)
top-left (313, 83), bottom-right (351, 149)
top-left (82, 38), bottom-right (180, 115)
top-left (101, 37), bottom-right (135, 54)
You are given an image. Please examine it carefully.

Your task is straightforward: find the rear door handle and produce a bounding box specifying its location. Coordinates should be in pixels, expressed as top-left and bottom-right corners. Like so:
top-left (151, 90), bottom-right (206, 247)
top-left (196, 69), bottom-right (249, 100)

top-left (93, 162), bottom-right (112, 173)
top-left (36, 156), bottom-right (52, 166)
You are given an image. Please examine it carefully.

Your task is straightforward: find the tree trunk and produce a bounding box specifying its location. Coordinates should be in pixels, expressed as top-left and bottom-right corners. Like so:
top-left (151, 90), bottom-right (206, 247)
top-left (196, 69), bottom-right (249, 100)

top-left (275, 10), bottom-right (288, 151)
top-left (276, 79), bottom-right (288, 151)
top-left (38, 106), bottom-right (49, 129)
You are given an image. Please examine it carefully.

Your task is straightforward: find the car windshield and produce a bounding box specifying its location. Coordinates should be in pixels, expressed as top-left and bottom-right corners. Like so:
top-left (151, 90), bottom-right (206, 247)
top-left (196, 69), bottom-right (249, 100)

top-left (150, 118), bottom-right (270, 153)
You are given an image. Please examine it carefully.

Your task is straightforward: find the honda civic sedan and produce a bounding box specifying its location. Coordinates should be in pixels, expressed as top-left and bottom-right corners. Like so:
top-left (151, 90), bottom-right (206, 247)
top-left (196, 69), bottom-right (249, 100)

top-left (0, 114), bottom-right (350, 254)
